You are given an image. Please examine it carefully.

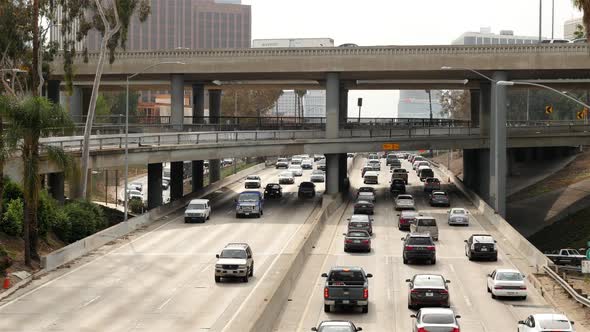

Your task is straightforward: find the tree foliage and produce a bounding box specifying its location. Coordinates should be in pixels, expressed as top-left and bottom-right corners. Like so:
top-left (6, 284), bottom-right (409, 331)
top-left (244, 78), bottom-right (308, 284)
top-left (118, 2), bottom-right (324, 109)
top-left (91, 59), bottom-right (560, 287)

top-left (221, 89), bottom-right (283, 117)
top-left (574, 24), bottom-right (587, 39)
top-left (0, 0), bottom-right (33, 96)
top-left (439, 90), bottom-right (471, 120)
top-left (572, 0), bottom-right (590, 43)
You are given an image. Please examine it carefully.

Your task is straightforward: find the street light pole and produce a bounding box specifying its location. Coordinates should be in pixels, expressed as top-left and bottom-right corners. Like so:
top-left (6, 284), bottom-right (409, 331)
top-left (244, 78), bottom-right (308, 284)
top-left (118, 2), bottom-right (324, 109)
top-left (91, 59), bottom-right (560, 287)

top-left (539, 0), bottom-right (543, 42)
top-left (551, 0), bottom-right (555, 40)
top-left (124, 61), bottom-right (185, 222)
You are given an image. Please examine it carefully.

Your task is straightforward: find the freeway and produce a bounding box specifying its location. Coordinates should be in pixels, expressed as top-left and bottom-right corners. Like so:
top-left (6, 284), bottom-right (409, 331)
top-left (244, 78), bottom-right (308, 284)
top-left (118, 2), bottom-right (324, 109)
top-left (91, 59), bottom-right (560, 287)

top-left (272, 158), bottom-right (569, 332)
top-left (0, 165), bottom-right (323, 332)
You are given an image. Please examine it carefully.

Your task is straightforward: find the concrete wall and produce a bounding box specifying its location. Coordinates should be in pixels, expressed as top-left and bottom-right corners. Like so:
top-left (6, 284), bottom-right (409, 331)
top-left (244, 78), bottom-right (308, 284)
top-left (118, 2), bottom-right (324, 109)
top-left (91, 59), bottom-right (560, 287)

top-left (41, 163), bottom-right (268, 272)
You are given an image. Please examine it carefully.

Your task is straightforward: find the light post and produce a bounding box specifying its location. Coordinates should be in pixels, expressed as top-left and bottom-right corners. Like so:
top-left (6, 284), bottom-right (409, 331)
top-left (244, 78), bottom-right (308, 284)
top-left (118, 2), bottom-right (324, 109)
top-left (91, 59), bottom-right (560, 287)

top-left (124, 61), bottom-right (185, 222)
top-left (357, 98), bottom-right (363, 123)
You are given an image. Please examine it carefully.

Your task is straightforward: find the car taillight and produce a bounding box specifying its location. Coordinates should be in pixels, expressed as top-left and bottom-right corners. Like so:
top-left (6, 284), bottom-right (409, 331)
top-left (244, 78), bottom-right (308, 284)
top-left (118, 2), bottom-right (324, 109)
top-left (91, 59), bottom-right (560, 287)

top-left (362, 240), bottom-right (369, 244)
top-left (410, 289), bottom-right (420, 294)
top-left (400, 218), bottom-right (407, 224)
top-left (345, 239), bottom-right (353, 243)
top-left (426, 246), bottom-right (436, 251)
top-left (519, 285), bottom-right (527, 290)
top-left (363, 288), bottom-right (368, 299)
top-left (451, 328), bottom-right (460, 332)
top-left (417, 328), bottom-right (428, 332)
top-left (324, 287), bottom-right (329, 299)
top-left (439, 289), bottom-right (448, 294)
top-left (405, 245), bottom-right (414, 251)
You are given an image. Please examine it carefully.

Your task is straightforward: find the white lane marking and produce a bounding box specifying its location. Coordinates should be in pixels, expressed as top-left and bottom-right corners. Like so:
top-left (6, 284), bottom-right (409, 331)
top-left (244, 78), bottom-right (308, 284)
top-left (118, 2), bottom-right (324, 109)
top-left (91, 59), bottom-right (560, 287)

top-left (81, 296), bottom-right (100, 308)
top-left (221, 202), bottom-right (322, 332)
top-left (0, 167), bottom-right (280, 311)
top-left (157, 296), bottom-right (174, 311)
top-left (449, 263), bottom-right (456, 274)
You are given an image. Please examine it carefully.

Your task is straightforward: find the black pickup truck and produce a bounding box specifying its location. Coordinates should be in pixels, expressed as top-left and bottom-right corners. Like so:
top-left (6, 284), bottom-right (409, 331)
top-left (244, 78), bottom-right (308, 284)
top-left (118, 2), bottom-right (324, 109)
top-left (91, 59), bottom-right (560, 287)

top-left (322, 266), bottom-right (373, 313)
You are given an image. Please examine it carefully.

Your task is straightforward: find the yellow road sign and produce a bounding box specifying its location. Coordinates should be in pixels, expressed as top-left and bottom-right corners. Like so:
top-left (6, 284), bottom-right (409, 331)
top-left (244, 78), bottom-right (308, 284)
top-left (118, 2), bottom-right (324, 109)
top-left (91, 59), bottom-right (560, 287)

top-left (545, 105), bottom-right (553, 114)
top-left (382, 143), bottom-right (400, 151)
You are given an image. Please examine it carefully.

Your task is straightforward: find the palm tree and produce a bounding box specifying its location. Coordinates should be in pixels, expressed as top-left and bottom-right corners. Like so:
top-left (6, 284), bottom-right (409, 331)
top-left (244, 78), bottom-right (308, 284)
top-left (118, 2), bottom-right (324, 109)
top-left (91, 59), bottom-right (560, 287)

top-left (4, 96), bottom-right (75, 266)
top-left (573, 0), bottom-right (590, 43)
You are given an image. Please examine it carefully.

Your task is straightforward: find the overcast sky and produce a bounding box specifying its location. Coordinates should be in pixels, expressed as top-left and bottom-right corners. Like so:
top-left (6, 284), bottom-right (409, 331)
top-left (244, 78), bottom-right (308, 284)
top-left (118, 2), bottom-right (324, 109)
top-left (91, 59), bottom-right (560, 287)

top-left (243, 0), bottom-right (582, 117)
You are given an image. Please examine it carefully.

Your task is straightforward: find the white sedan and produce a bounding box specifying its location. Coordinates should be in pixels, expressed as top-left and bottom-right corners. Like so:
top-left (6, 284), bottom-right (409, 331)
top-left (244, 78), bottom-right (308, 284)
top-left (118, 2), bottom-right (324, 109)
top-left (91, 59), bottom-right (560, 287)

top-left (518, 313), bottom-right (575, 332)
top-left (487, 268), bottom-right (527, 300)
top-left (288, 165), bottom-right (303, 177)
top-left (278, 171), bottom-right (295, 184)
top-left (448, 208), bottom-right (470, 226)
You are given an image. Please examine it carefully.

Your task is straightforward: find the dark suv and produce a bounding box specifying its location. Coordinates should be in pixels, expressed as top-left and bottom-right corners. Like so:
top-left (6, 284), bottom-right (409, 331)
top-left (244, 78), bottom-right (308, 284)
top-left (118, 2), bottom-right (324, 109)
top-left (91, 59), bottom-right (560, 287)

top-left (298, 181), bottom-right (316, 198)
top-left (264, 183), bottom-right (282, 199)
top-left (402, 233), bottom-right (436, 265)
top-left (465, 234), bottom-right (498, 261)
top-left (390, 178), bottom-right (406, 194)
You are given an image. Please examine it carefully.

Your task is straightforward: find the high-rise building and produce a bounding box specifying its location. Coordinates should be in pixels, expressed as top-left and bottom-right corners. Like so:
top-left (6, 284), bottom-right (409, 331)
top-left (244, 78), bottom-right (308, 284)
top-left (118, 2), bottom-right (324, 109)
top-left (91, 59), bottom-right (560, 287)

top-left (397, 90), bottom-right (444, 119)
top-left (253, 38), bottom-right (334, 117)
top-left (85, 0), bottom-right (251, 51)
top-left (564, 17), bottom-right (584, 40)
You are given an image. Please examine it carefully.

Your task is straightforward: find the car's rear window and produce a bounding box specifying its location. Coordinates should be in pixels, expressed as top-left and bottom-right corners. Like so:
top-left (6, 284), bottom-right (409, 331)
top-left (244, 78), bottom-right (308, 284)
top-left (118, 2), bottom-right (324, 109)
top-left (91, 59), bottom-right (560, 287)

top-left (401, 211), bottom-right (418, 218)
top-left (328, 270), bottom-right (365, 282)
top-left (473, 236), bottom-right (494, 243)
top-left (318, 325), bottom-right (355, 332)
top-left (398, 195), bottom-right (413, 200)
top-left (538, 320), bottom-right (571, 330)
top-left (421, 313), bottom-right (455, 324)
top-left (433, 193), bottom-right (447, 197)
top-left (300, 182), bottom-right (314, 188)
top-left (418, 219), bottom-right (437, 227)
top-left (496, 272), bottom-right (523, 281)
top-left (451, 209), bottom-right (465, 215)
top-left (408, 237), bottom-right (433, 245)
top-left (350, 222), bottom-right (369, 228)
top-left (350, 215), bottom-right (369, 222)
top-left (348, 231), bottom-right (369, 237)
top-left (426, 178), bottom-right (440, 183)
top-left (414, 276), bottom-right (445, 288)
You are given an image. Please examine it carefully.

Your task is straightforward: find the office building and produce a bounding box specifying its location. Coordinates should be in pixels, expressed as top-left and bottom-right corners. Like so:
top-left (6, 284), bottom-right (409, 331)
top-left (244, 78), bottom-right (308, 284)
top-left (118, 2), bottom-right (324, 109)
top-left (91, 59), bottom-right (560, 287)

top-left (452, 27), bottom-right (541, 45)
top-left (254, 38), bottom-right (333, 117)
top-left (397, 90), bottom-right (444, 119)
top-left (564, 17), bottom-right (584, 40)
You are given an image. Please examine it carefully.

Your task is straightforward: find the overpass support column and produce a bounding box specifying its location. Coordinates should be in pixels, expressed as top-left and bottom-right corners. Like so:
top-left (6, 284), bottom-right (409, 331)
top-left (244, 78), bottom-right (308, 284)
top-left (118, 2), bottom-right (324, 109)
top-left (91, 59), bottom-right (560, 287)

top-left (326, 154), bottom-right (339, 195)
top-left (147, 163), bottom-right (163, 209)
top-left (209, 89), bottom-right (222, 184)
top-left (48, 172), bottom-right (65, 204)
top-left (171, 74), bottom-right (184, 130)
top-left (490, 71), bottom-right (508, 217)
top-left (338, 153), bottom-right (348, 193)
top-left (479, 82), bottom-right (491, 135)
top-left (191, 84), bottom-right (205, 192)
top-left (170, 161), bottom-right (184, 201)
top-left (325, 73), bottom-right (340, 139)
top-left (469, 90), bottom-right (480, 126)
top-left (339, 88), bottom-right (348, 127)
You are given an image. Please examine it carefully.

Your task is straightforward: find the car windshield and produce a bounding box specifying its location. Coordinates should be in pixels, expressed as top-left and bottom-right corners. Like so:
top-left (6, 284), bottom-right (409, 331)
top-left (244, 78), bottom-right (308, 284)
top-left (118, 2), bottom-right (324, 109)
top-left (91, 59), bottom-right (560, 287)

top-left (300, 182), bottom-right (314, 188)
top-left (355, 200), bottom-right (372, 206)
top-left (187, 203), bottom-right (206, 210)
top-left (421, 313), bottom-right (455, 324)
top-left (402, 211), bottom-right (418, 218)
top-left (220, 249), bottom-right (247, 259)
top-left (538, 319), bottom-right (571, 329)
top-left (351, 215), bottom-right (370, 222)
top-left (246, 176), bottom-right (259, 180)
top-left (312, 171), bottom-right (323, 175)
top-left (290, 165), bottom-right (302, 169)
top-left (414, 275), bottom-right (445, 287)
top-left (238, 193), bottom-right (260, 202)
top-left (496, 272), bottom-right (523, 281)
top-left (266, 184), bottom-right (280, 189)
top-left (280, 172), bottom-right (293, 177)
top-left (393, 169), bottom-right (406, 173)
top-left (418, 219), bottom-right (436, 227)
top-left (359, 192), bottom-right (373, 197)
top-left (318, 326), bottom-right (354, 332)
top-left (328, 270), bottom-right (365, 282)
top-left (433, 193), bottom-right (447, 198)
top-left (451, 209), bottom-right (465, 215)
top-left (398, 195), bottom-right (413, 200)
top-left (427, 178), bottom-right (440, 183)
top-left (408, 237), bottom-right (433, 245)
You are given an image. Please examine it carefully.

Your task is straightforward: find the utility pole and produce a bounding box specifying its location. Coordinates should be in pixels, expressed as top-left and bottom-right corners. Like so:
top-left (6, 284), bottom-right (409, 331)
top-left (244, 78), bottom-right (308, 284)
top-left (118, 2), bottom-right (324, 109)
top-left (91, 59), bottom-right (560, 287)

top-left (539, 0), bottom-right (543, 42)
top-left (551, 0), bottom-right (555, 40)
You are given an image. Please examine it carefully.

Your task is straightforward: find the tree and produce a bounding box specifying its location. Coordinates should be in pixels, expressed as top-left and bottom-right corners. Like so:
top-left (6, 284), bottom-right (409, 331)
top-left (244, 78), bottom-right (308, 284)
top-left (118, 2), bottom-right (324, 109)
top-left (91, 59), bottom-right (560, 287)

top-left (56, 0), bottom-right (151, 198)
top-left (0, 0), bottom-right (33, 97)
top-left (574, 24), bottom-right (587, 39)
top-left (3, 96), bottom-right (75, 266)
top-left (221, 88), bottom-right (283, 117)
top-left (440, 90), bottom-right (470, 120)
top-left (295, 90), bottom-right (307, 120)
top-left (572, 0), bottom-right (590, 43)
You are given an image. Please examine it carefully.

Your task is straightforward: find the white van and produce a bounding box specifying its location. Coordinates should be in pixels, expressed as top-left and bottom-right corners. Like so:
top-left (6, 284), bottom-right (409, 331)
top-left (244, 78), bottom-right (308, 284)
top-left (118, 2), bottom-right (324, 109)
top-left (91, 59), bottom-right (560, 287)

top-left (363, 171), bottom-right (379, 184)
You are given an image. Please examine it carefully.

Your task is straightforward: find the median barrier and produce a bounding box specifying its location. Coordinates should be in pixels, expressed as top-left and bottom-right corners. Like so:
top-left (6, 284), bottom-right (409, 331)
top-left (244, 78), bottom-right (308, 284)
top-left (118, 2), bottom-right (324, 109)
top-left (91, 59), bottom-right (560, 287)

top-left (435, 164), bottom-right (551, 270)
top-left (41, 163), bottom-right (268, 272)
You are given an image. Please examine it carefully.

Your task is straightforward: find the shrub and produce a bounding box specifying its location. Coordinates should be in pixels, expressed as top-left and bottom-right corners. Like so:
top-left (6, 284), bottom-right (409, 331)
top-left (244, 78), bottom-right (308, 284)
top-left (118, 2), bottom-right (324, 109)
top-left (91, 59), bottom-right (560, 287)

top-left (38, 190), bottom-right (61, 238)
top-left (0, 245), bottom-right (12, 277)
top-left (57, 200), bottom-right (106, 243)
top-left (2, 179), bottom-right (23, 212)
top-left (1, 199), bottom-right (23, 236)
top-left (129, 198), bottom-right (145, 214)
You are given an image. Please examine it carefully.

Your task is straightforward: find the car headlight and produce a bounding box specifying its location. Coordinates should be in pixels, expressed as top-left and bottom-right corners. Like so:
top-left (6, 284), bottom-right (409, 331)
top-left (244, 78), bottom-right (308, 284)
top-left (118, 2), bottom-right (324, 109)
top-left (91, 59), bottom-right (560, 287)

top-left (238, 265), bottom-right (248, 269)
top-left (216, 264), bottom-right (223, 268)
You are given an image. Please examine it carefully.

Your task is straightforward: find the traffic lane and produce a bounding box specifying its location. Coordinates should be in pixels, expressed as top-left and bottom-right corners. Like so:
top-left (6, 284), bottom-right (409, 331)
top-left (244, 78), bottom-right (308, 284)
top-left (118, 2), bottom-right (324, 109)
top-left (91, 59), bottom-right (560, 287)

top-left (0, 166), bottom-right (322, 332)
top-left (276, 157), bottom-right (553, 332)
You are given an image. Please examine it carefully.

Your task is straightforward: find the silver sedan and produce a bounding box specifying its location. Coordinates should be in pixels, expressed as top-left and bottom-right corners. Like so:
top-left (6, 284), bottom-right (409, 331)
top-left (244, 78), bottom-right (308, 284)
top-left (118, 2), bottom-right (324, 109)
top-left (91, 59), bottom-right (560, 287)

top-left (411, 308), bottom-right (460, 332)
top-left (395, 194), bottom-right (415, 211)
top-left (448, 208), bottom-right (470, 226)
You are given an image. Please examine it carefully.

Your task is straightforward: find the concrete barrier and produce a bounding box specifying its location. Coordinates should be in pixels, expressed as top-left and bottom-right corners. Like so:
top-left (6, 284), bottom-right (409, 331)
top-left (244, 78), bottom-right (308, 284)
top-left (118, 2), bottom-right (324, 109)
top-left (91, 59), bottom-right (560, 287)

top-left (435, 164), bottom-right (551, 269)
top-left (41, 163), bottom-right (268, 272)
top-left (221, 156), bottom-right (360, 332)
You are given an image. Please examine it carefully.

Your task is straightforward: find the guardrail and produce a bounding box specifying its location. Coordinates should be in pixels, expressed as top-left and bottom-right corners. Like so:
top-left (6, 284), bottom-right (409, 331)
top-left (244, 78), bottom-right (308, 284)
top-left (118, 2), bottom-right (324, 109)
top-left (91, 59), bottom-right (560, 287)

top-left (543, 265), bottom-right (590, 307)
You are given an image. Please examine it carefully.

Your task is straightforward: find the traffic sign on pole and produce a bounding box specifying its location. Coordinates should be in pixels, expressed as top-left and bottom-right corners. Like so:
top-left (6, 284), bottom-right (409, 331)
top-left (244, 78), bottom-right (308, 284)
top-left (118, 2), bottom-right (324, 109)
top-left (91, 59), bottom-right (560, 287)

top-left (382, 143), bottom-right (400, 151)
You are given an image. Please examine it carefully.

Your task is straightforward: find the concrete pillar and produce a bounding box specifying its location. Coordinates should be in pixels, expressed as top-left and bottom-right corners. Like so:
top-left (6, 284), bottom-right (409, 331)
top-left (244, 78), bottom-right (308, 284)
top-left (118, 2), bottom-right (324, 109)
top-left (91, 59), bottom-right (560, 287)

top-left (170, 161), bottom-right (184, 201)
top-left (192, 160), bottom-right (204, 192)
top-left (325, 154), bottom-right (339, 195)
top-left (325, 73), bottom-right (340, 139)
top-left (479, 82), bottom-right (491, 136)
top-left (338, 153), bottom-right (348, 193)
top-left (209, 89), bottom-right (222, 184)
top-left (192, 83), bottom-right (205, 124)
top-left (47, 172), bottom-right (65, 204)
top-left (339, 88), bottom-right (348, 126)
top-left (470, 89), bottom-right (480, 127)
top-left (69, 86), bottom-right (83, 123)
top-left (47, 80), bottom-right (60, 105)
top-left (147, 163), bottom-right (163, 209)
top-left (171, 74), bottom-right (184, 130)
top-left (490, 71), bottom-right (508, 217)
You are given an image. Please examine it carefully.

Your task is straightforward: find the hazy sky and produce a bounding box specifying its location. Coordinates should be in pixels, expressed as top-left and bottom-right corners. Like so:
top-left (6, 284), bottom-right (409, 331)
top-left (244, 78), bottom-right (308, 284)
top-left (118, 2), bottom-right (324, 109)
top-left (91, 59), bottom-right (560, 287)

top-left (242, 0), bottom-right (582, 117)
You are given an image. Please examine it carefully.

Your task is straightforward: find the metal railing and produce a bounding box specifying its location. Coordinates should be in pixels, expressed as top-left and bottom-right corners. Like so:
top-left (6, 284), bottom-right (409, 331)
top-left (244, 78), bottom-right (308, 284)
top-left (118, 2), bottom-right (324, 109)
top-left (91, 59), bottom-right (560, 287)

top-left (543, 265), bottom-right (590, 307)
